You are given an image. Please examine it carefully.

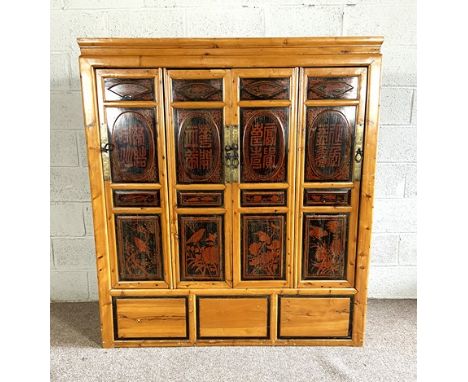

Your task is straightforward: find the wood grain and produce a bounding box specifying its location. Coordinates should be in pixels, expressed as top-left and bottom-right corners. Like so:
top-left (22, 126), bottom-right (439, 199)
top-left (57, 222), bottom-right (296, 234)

top-left (116, 298), bottom-right (187, 338)
top-left (197, 297), bottom-right (269, 338)
top-left (279, 297), bottom-right (351, 338)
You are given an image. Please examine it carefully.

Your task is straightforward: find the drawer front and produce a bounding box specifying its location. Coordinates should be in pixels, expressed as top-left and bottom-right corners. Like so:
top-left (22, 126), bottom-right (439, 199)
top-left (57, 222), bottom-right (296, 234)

top-left (303, 189), bottom-right (351, 206)
top-left (197, 296), bottom-right (270, 339)
top-left (114, 297), bottom-right (188, 339)
top-left (278, 296), bottom-right (351, 338)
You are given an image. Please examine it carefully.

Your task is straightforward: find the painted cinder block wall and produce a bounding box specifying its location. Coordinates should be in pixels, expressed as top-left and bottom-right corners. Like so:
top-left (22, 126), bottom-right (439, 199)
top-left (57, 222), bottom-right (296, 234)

top-left (50, 0), bottom-right (417, 301)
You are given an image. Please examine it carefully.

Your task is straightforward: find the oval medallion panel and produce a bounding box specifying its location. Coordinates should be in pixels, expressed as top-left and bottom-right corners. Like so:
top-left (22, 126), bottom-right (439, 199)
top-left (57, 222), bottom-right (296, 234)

top-left (107, 108), bottom-right (158, 183)
top-left (175, 109), bottom-right (223, 184)
top-left (241, 108), bottom-right (288, 183)
top-left (305, 107), bottom-right (356, 182)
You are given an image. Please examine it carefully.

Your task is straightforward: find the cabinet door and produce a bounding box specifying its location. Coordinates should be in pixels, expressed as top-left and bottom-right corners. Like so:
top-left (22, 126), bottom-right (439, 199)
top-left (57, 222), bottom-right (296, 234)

top-left (96, 69), bottom-right (172, 289)
top-left (296, 67), bottom-right (367, 288)
top-left (165, 70), bottom-right (232, 288)
top-left (231, 69), bottom-right (298, 288)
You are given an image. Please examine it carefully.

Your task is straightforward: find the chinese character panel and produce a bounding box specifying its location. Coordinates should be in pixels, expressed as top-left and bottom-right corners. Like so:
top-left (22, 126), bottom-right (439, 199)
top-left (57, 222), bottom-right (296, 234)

top-left (240, 108), bottom-right (289, 183)
top-left (106, 108), bottom-right (159, 183)
top-left (302, 214), bottom-right (348, 280)
top-left (304, 107), bottom-right (356, 182)
top-left (241, 214), bottom-right (286, 280)
top-left (175, 109), bottom-right (224, 184)
top-left (178, 215), bottom-right (224, 281)
top-left (115, 215), bottom-right (164, 281)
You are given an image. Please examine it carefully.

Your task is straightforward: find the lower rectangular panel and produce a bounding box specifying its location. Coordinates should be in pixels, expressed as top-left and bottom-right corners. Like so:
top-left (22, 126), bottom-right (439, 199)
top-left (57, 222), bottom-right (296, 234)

top-left (114, 297), bottom-right (189, 340)
top-left (278, 296), bottom-right (352, 339)
top-left (197, 296), bottom-right (270, 339)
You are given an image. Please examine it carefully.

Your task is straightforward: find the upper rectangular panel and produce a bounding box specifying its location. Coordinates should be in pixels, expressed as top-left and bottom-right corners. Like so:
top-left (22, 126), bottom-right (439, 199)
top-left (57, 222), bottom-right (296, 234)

top-left (172, 79), bottom-right (223, 102)
top-left (240, 78), bottom-right (290, 100)
top-left (307, 76), bottom-right (358, 100)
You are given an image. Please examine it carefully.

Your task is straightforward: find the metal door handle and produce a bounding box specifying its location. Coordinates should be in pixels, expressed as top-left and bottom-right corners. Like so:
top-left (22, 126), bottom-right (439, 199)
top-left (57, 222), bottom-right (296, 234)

top-left (355, 148), bottom-right (363, 163)
top-left (101, 143), bottom-right (114, 153)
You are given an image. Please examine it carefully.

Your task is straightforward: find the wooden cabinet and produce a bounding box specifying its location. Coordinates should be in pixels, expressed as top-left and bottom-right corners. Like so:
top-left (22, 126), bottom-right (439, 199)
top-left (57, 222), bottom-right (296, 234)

top-left (78, 37), bottom-right (383, 347)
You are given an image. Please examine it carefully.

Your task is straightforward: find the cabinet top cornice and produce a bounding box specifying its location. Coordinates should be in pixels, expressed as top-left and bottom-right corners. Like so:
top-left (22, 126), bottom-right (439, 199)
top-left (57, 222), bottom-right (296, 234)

top-left (77, 37), bottom-right (383, 56)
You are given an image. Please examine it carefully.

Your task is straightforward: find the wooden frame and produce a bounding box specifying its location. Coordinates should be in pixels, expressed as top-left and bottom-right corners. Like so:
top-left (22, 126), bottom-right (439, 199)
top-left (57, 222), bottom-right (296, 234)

top-left (78, 37), bottom-right (383, 348)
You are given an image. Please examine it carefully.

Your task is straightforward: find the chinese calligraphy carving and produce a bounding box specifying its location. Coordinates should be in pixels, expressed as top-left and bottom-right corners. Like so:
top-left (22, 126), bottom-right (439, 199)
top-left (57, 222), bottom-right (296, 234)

top-left (179, 215), bottom-right (224, 281)
top-left (241, 108), bottom-right (288, 182)
top-left (241, 215), bottom-right (286, 280)
top-left (176, 109), bottom-right (223, 184)
top-left (305, 107), bottom-right (355, 181)
top-left (115, 215), bottom-right (164, 281)
top-left (302, 214), bottom-right (348, 280)
top-left (107, 108), bottom-right (158, 183)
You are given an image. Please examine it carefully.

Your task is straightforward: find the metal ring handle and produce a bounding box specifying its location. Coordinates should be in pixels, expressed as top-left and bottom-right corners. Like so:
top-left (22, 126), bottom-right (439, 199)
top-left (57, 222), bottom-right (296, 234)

top-left (354, 148), bottom-right (363, 163)
top-left (101, 143), bottom-right (114, 153)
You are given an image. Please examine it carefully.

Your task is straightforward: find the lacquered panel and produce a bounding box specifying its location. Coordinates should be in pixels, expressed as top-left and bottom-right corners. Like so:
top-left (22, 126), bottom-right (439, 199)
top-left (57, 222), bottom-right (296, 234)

top-left (303, 189), bottom-right (351, 206)
top-left (113, 190), bottom-right (160, 207)
top-left (240, 108), bottom-right (288, 183)
top-left (115, 215), bottom-right (164, 281)
top-left (175, 109), bottom-right (223, 184)
top-left (241, 214), bottom-right (286, 280)
top-left (178, 215), bottom-right (224, 281)
top-left (307, 76), bottom-right (358, 100)
top-left (172, 79), bottom-right (223, 101)
top-left (104, 78), bottom-right (155, 101)
top-left (177, 191), bottom-right (224, 207)
top-left (240, 78), bottom-right (290, 100)
top-left (240, 190), bottom-right (287, 207)
top-left (302, 214), bottom-right (348, 280)
top-left (106, 108), bottom-right (158, 183)
top-left (304, 107), bottom-right (356, 182)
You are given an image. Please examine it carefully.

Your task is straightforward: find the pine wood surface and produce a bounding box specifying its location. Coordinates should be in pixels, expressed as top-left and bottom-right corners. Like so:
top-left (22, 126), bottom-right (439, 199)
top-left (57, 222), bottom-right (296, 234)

top-left (78, 37), bottom-right (383, 348)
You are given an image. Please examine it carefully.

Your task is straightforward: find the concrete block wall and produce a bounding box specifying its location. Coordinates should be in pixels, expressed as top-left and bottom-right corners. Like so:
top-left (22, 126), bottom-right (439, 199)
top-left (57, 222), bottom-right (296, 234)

top-left (50, 0), bottom-right (417, 301)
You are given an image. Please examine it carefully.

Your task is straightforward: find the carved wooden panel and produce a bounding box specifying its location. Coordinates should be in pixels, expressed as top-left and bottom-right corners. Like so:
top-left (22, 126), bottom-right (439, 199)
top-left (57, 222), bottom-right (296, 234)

top-left (304, 107), bottom-right (356, 182)
top-left (241, 190), bottom-right (287, 207)
top-left (240, 78), bottom-right (290, 100)
top-left (106, 108), bottom-right (158, 183)
top-left (177, 191), bottom-right (224, 207)
top-left (175, 109), bottom-right (224, 184)
top-left (304, 189), bottom-right (351, 206)
top-left (104, 78), bottom-right (154, 101)
top-left (115, 215), bottom-right (164, 281)
top-left (178, 215), bottom-right (224, 281)
top-left (307, 77), bottom-right (358, 100)
top-left (113, 190), bottom-right (160, 207)
top-left (240, 108), bottom-right (288, 183)
top-left (172, 79), bottom-right (223, 101)
top-left (241, 214), bottom-right (286, 280)
top-left (302, 214), bottom-right (348, 280)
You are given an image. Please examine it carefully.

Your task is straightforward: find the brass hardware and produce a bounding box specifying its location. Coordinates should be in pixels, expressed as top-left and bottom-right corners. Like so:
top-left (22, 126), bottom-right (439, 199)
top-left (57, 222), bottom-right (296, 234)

top-left (230, 124), bottom-right (239, 182)
top-left (354, 147), bottom-right (363, 163)
top-left (101, 143), bottom-right (114, 153)
top-left (353, 122), bottom-right (364, 181)
top-left (100, 122), bottom-right (111, 181)
top-left (224, 124), bottom-right (232, 183)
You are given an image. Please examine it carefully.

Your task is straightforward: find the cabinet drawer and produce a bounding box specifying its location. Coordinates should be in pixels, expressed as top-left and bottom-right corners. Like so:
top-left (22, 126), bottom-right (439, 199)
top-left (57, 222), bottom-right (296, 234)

top-left (114, 297), bottom-right (188, 339)
top-left (278, 296), bottom-right (351, 338)
top-left (197, 296), bottom-right (270, 339)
